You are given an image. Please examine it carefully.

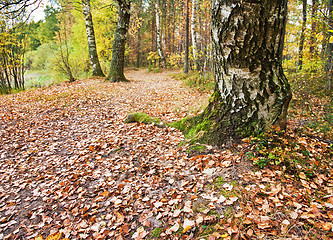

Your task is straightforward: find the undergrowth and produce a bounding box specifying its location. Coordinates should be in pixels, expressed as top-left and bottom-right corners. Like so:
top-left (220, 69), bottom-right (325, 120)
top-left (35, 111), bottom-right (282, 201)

top-left (171, 72), bottom-right (214, 92)
top-left (243, 125), bottom-right (332, 178)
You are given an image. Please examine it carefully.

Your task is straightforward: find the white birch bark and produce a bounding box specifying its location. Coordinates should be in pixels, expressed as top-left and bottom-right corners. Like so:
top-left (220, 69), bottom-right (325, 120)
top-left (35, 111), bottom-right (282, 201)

top-left (82, 0), bottom-right (104, 77)
top-left (191, 0), bottom-right (199, 70)
top-left (155, 0), bottom-right (166, 68)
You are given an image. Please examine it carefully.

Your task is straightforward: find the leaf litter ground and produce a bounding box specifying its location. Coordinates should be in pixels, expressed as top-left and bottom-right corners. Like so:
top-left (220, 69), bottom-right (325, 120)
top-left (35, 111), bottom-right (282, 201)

top-left (0, 69), bottom-right (332, 240)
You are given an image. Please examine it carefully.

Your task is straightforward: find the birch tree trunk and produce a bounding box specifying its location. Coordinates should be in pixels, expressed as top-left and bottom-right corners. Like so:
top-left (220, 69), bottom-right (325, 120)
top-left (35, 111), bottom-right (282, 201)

top-left (176, 0), bottom-right (292, 146)
top-left (106, 0), bottom-right (131, 82)
top-left (155, 0), bottom-right (166, 68)
top-left (82, 0), bottom-right (104, 77)
top-left (191, 0), bottom-right (199, 71)
top-left (298, 0), bottom-right (307, 70)
top-left (184, 0), bottom-right (189, 73)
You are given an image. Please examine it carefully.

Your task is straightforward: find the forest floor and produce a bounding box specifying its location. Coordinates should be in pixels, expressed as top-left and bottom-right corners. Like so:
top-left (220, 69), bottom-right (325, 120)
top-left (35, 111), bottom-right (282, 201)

top-left (0, 69), bottom-right (332, 240)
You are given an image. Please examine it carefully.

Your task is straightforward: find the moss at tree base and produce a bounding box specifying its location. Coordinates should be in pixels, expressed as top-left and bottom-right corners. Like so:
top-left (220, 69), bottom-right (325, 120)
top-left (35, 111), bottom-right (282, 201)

top-left (124, 86), bottom-right (279, 147)
top-left (169, 91), bottom-right (268, 147)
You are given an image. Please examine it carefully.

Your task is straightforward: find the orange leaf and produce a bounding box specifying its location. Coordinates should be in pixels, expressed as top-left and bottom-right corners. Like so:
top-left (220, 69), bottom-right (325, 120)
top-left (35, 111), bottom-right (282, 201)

top-left (45, 233), bottom-right (62, 240)
top-left (322, 222), bottom-right (332, 231)
top-left (101, 190), bottom-right (110, 197)
top-left (182, 225), bottom-right (192, 233)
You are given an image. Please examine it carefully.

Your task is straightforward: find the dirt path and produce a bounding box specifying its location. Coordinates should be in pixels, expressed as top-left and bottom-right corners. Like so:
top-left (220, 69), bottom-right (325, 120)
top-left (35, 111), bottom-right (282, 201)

top-left (0, 69), bottom-right (243, 240)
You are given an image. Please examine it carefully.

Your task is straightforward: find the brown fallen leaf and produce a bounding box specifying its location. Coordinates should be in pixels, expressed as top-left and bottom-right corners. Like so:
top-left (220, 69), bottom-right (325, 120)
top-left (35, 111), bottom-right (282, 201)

top-left (247, 228), bottom-right (253, 237)
top-left (258, 222), bottom-right (271, 229)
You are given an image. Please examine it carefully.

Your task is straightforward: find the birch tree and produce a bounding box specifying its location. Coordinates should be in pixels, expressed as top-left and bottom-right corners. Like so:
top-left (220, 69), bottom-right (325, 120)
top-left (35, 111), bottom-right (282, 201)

top-left (82, 0), bottom-right (104, 77)
top-left (155, 0), bottom-right (166, 68)
top-left (184, 0), bottom-right (189, 73)
top-left (191, 0), bottom-right (199, 70)
top-left (176, 0), bottom-right (292, 145)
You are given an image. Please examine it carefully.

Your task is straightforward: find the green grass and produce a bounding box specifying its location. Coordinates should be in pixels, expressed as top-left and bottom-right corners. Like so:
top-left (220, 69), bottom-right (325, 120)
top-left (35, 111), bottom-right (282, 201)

top-left (150, 227), bottom-right (163, 238)
top-left (171, 72), bottom-right (214, 92)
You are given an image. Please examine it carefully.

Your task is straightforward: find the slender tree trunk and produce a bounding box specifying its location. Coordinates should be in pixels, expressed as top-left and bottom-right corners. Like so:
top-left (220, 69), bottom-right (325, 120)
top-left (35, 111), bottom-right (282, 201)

top-left (326, 0), bottom-right (333, 91)
top-left (197, 5), bottom-right (203, 68)
top-left (136, 2), bottom-right (142, 68)
top-left (310, 0), bottom-right (317, 55)
top-left (82, 0), bottom-right (104, 77)
top-left (298, 0), bottom-right (307, 70)
top-left (155, 0), bottom-right (166, 68)
top-left (172, 1), bottom-right (175, 54)
top-left (136, 31), bottom-right (141, 68)
top-left (167, 0), bottom-right (171, 54)
top-left (177, 0), bottom-right (292, 146)
top-left (191, 0), bottom-right (199, 71)
top-left (151, 13), bottom-right (156, 52)
top-left (184, 0), bottom-right (189, 73)
top-left (106, 0), bottom-right (131, 82)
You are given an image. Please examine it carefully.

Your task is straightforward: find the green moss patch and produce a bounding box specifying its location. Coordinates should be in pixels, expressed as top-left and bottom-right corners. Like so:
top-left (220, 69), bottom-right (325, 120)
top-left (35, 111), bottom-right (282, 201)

top-left (124, 112), bottom-right (165, 127)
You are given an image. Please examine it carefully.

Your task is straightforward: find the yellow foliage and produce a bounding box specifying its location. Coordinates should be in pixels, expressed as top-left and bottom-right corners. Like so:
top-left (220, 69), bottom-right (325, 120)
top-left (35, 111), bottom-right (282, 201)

top-left (329, 36), bottom-right (333, 44)
top-left (317, 33), bottom-right (324, 42)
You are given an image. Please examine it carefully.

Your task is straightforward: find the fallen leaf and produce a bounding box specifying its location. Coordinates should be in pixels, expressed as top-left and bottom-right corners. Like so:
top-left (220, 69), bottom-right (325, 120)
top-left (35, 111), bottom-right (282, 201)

top-left (299, 172), bottom-right (307, 180)
top-left (247, 228), bottom-right (253, 236)
top-left (45, 233), bottom-right (61, 240)
top-left (182, 218), bottom-right (195, 233)
top-left (170, 222), bottom-right (179, 232)
top-left (173, 209), bottom-right (182, 217)
top-left (322, 222), bottom-right (332, 231)
top-left (154, 201), bottom-right (163, 208)
top-left (258, 222), bottom-right (271, 229)
top-left (102, 190), bottom-right (110, 197)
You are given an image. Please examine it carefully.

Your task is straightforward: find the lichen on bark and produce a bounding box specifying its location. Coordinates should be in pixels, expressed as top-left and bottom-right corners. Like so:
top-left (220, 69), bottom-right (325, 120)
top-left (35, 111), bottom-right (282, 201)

top-left (174, 0), bottom-right (292, 146)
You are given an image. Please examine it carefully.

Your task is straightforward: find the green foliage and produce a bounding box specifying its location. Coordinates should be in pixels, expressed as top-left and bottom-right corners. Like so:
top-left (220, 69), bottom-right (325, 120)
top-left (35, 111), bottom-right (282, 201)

top-left (245, 128), bottom-right (293, 169)
top-left (244, 126), bottom-right (332, 177)
top-left (0, 20), bottom-right (28, 92)
top-left (36, 6), bottom-right (60, 44)
top-left (90, 0), bottom-right (117, 71)
top-left (27, 42), bottom-right (57, 71)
